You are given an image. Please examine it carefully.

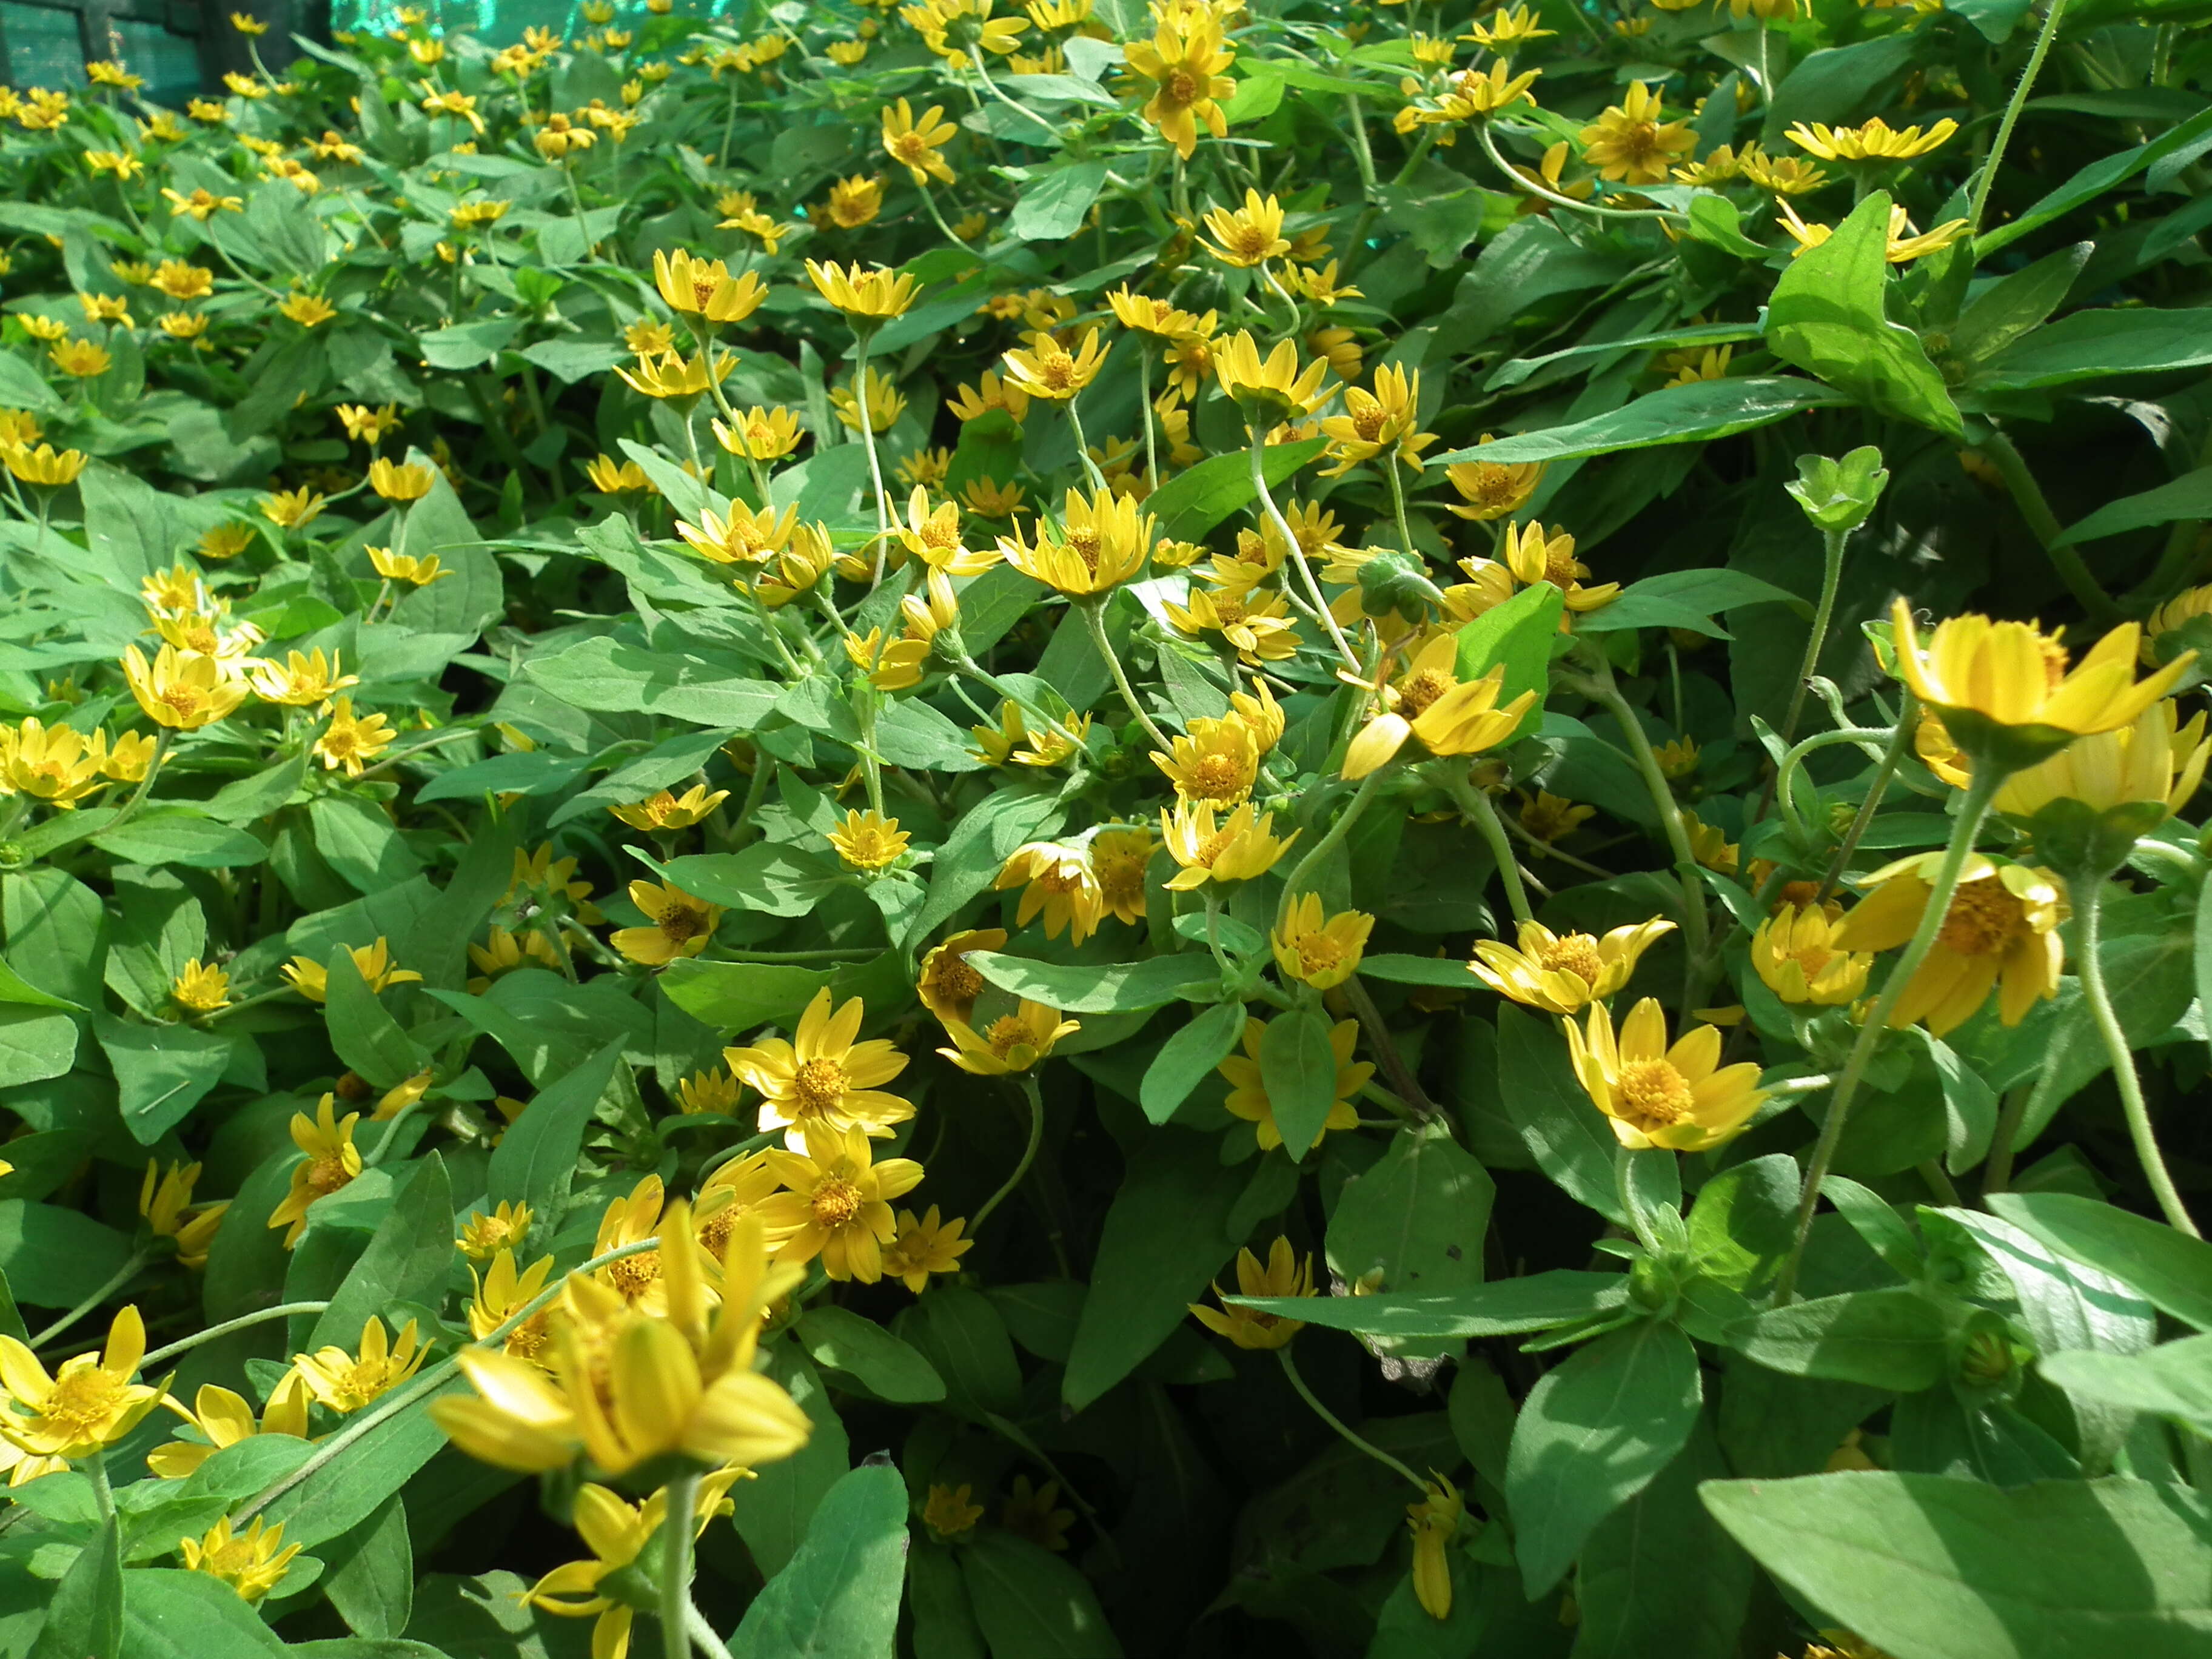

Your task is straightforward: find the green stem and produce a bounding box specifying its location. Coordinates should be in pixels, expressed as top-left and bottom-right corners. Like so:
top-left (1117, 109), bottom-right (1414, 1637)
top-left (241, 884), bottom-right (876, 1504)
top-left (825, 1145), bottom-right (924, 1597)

top-left (1815, 699), bottom-right (1917, 905)
top-left (1577, 657), bottom-right (1711, 971)
top-left (1249, 435), bottom-right (1361, 671)
top-left (2074, 873), bottom-right (2200, 1235)
top-left (1979, 429), bottom-right (2119, 625)
top-left (1065, 397), bottom-right (1110, 494)
top-left (1774, 768), bottom-right (2003, 1301)
top-left (852, 335), bottom-right (893, 583)
top-left (28, 1253), bottom-right (149, 1351)
top-left (660, 1465), bottom-right (697, 1659)
top-left (1138, 350), bottom-right (1159, 489)
top-left (1774, 727), bottom-right (1895, 839)
top-left (1476, 123), bottom-right (1677, 220)
top-left (1277, 1346), bottom-right (1426, 1492)
top-left (919, 181), bottom-right (976, 252)
top-left (102, 728), bottom-right (173, 837)
top-left (1783, 525), bottom-right (1849, 747)
top-left (968, 47), bottom-right (1060, 139)
top-left (85, 1451), bottom-right (115, 1527)
top-left (141, 1301), bottom-right (332, 1370)
top-left (1615, 1144), bottom-right (1664, 1255)
top-left (973, 1074), bottom-right (1045, 1231)
top-left (1274, 768), bottom-right (1387, 930)
top-left (685, 1604), bottom-right (737, 1659)
top-left (1341, 973), bottom-right (1438, 1119)
top-left (1445, 774), bottom-right (1533, 927)
top-left (1078, 595), bottom-right (1170, 752)
top-left (1969, 0), bottom-right (2070, 235)
top-left (1382, 456), bottom-right (1417, 563)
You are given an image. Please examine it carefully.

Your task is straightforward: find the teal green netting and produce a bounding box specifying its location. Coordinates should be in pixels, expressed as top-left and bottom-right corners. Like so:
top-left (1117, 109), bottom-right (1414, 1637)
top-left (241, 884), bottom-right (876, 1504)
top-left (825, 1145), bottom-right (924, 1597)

top-left (332, 1), bottom-right (752, 42)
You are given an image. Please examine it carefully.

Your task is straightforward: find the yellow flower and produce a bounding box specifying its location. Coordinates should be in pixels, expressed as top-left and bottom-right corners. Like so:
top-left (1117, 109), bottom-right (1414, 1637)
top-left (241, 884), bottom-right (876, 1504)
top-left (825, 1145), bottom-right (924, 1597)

top-left (1000, 1473), bottom-right (1074, 1550)
top-left (163, 186), bottom-right (245, 220)
top-left (1778, 201), bottom-right (1970, 264)
top-left (1831, 856), bottom-right (2066, 1035)
top-left (756, 1127), bottom-right (924, 1282)
top-left (1752, 903), bottom-right (1873, 1007)
top-left (828, 808), bottom-right (911, 871)
top-left (449, 199), bottom-right (509, 229)
top-left (459, 1199), bottom-right (535, 1261)
top-left (997, 485), bottom-right (1154, 594)
top-left (146, 1373), bottom-right (310, 1479)
top-left (905, 0), bottom-right (1028, 60)
top-left (674, 1068), bottom-right (742, 1116)
top-left (281, 937), bottom-right (421, 1003)
top-left (1739, 152), bottom-right (1828, 196)
top-left (882, 1206), bottom-right (972, 1294)
top-left (616, 348), bottom-right (736, 400)
top-left (1152, 714), bottom-right (1261, 805)
top-left (122, 644), bottom-right (247, 729)
top-left (278, 292), bottom-right (336, 327)
top-left (677, 499), bottom-right (799, 567)
top-left (712, 405), bottom-right (805, 462)
top-left (1463, 4), bottom-right (1553, 49)
top-left (938, 1000), bottom-right (1081, 1075)
top-left (231, 10), bottom-right (269, 32)
top-left (1469, 917), bottom-right (1676, 1014)
top-left (0, 717), bottom-right (106, 806)
top-left (1213, 329), bottom-right (1334, 418)
top-left (1190, 1237), bottom-right (1313, 1350)
top-left (1162, 585), bottom-right (1301, 665)
top-left (1200, 189), bottom-right (1290, 269)
top-left (726, 987), bottom-right (915, 1141)
top-left (831, 366), bottom-right (907, 435)
top-left (1345, 638), bottom-right (1535, 779)
top-left (1161, 799), bottom-right (1298, 890)
top-left (49, 338), bottom-right (113, 378)
top-left (367, 457), bottom-right (434, 501)
top-left (923, 1481), bottom-right (984, 1540)
top-left (179, 1515), bottom-right (301, 1603)
top-left (828, 39), bottom-right (870, 65)
top-left (1501, 519), bottom-right (1619, 612)
top-left (293, 1316), bottom-right (429, 1414)
top-left (1000, 326), bottom-right (1108, 403)
top-left (916, 930), bottom-right (1006, 1028)
top-left (1888, 598), bottom-right (2193, 770)
top-left (1270, 894), bottom-right (1373, 990)
top-left (894, 486), bottom-right (995, 575)
top-left (611, 880), bottom-right (722, 967)
top-left (367, 544), bottom-right (449, 586)
top-left (140, 1160), bottom-right (225, 1269)
top-left (466, 1250), bottom-right (557, 1361)
top-left (1518, 789), bottom-right (1593, 842)
top-left (1578, 82), bottom-right (1694, 185)
top-left (881, 98), bottom-right (957, 185)
top-left (170, 958), bottom-right (232, 1014)
top-left (1123, 10), bottom-right (1234, 158)
top-left (609, 784), bottom-right (729, 831)
top-left (1680, 808), bottom-right (1739, 875)
top-left (652, 248), bottom-right (768, 324)
top-left (1319, 363), bottom-right (1437, 476)
top-left (247, 647), bottom-right (358, 708)
top-left (1995, 699), bottom-right (2210, 827)
top-left (86, 59), bottom-right (143, 88)
top-left (1787, 118), bottom-right (1957, 163)
top-left (1419, 61), bottom-right (1541, 123)
top-left (521, 1474), bottom-right (747, 1659)
top-left (1406, 1475), bottom-right (1463, 1620)
top-left (825, 173), bottom-right (885, 229)
top-left (1549, 998), bottom-right (1766, 1160)
top-left (1219, 1017), bottom-right (1368, 1151)
top-left (994, 840), bottom-right (1106, 942)
top-left (265, 1094), bottom-right (363, 1247)
top-left (260, 485), bottom-right (327, 529)
top-left (313, 696), bottom-right (395, 776)
top-left (0, 1305), bottom-right (168, 1480)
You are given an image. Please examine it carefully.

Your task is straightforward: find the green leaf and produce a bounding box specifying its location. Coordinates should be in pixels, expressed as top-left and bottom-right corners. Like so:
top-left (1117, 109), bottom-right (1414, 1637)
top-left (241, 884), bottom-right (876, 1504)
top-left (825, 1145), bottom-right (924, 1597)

top-left (324, 949), bottom-right (430, 1091)
top-left (1064, 1131), bottom-right (1242, 1410)
top-left (2040, 1336), bottom-right (2212, 1432)
top-left (896, 1283), bottom-right (1022, 1422)
top-left (308, 1155), bottom-right (453, 1353)
top-left (1505, 1320), bottom-right (1702, 1595)
top-left (95, 1014), bottom-right (238, 1145)
top-left (260, 1388), bottom-right (454, 1549)
top-left (968, 950), bottom-right (1217, 1016)
top-left (960, 1530), bottom-right (1124, 1659)
top-left (1986, 1191), bottom-right (2212, 1331)
top-left (796, 1305), bottom-right (947, 1404)
top-left (1682, 194), bottom-right (1770, 258)
top-left (1576, 569), bottom-right (1805, 639)
top-left (1949, 242), bottom-right (2094, 363)
top-left (309, 796), bottom-right (424, 894)
top-left (2053, 465), bottom-right (2212, 546)
top-left (730, 1346), bottom-right (850, 1579)
top-left (1699, 1471), bottom-right (2212, 1659)
top-left (1977, 306), bottom-right (2212, 391)
top-left (730, 1464), bottom-right (908, 1658)
top-left (0, 1005), bottom-right (82, 1089)
top-left (116, 1568), bottom-right (287, 1658)
top-left (1356, 954), bottom-right (1483, 989)
top-left (1685, 1154), bottom-right (1800, 1292)
top-left (92, 808), bottom-right (268, 869)
top-left (483, 1039), bottom-right (623, 1218)
top-left (1765, 191), bottom-right (1962, 434)
top-left (1429, 379), bottom-right (1846, 468)
top-left (1769, 34), bottom-right (1920, 129)
top-left (321, 1496), bottom-right (415, 1640)
top-left (1010, 161), bottom-right (1109, 241)
top-left (657, 845), bottom-right (842, 918)
top-left (1453, 580), bottom-right (1562, 737)
top-left (1236, 1269), bottom-right (1626, 1339)
top-left (1258, 1008), bottom-right (1339, 1164)
top-left (1139, 1000), bottom-right (1246, 1124)
top-left (1725, 1286), bottom-right (1955, 1390)
top-left (1571, 1416), bottom-right (1752, 1659)
top-left (1145, 438), bottom-right (1328, 545)
top-left (1326, 1121), bottom-right (1495, 1303)
top-left (525, 635), bottom-right (781, 727)
top-left (1495, 1004), bottom-right (1625, 1225)
top-left (660, 953), bottom-right (907, 1035)
top-left (28, 1511), bottom-right (119, 1659)
top-left (1975, 104), bottom-right (2212, 255)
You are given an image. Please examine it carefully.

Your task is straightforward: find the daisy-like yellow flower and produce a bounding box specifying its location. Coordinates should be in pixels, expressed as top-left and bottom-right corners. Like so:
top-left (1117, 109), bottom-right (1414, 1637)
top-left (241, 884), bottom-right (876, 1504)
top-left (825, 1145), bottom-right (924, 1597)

top-left (231, 10), bottom-right (269, 32)
top-left (1213, 329), bottom-right (1336, 420)
top-left (1000, 326), bottom-right (1108, 403)
top-left (0, 1305), bottom-right (168, 1483)
top-left (140, 1160), bottom-right (226, 1269)
top-left (882, 1206), bottom-right (973, 1294)
top-left (997, 485), bottom-right (1155, 594)
top-left (831, 366), bottom-right (907, 436)
top-left (1319, 363), bottom-right (1438, 477)
top-left (581, 454), bottom-right (651, 495)
top-left (1740, 152), bottom-right (1829, 196)
top-left (916, 929), bottom-right (1007, 1028)
top-left (610, 880), bottom-right (722, 967)
top-left (673, 1067), bottom-right (742, 1117)
top-left (121, 643), bottom-right (247, 730)
top-left (1417, 61), bottom-right (1541, 124)
top-left (1161, 799), bottom-right (1298, 890)
top-left (260, 486), bottom-right (327, 529)
top-left (1152, 713), bottom-right (1262, 805)
top-left (608, 783), bottom-right (729, 831)
top-left (1994, 698), bottom-right (2210, 834)
top-left (101, 731), bottom-right (158, 785)
top-left (338, 401), bottom-right (400, 443)
top-left (466, 1250), bottom-right (557, 1362)
top-left (652, 248), bottom-right (768, 324)
top-left (826, 808), bottom-right (911, 872)
top-left (264, 1094), bottom-right (362, 1247)
top-left (1123, 8), bottom-right (1233, 158)
top-left (0, 717), bottom-right (106, 807)
top-left (1271, 894), bottom-right (1373, 990)
top-left (367, 458), bottom-right (434, 502)
top-left (1500, 520), bottom-right (1619, 614)
top-left (756, 1127), bottom-right (924, 1282)
top-left (364, 545), bottom-right (447, 589)
top-left (895, 486), bottom-right (996, 575)
top-left (1752, 903), bottom-right (1872, 1007)
top-left (146, 1372), bottom-right (310, 1480)
top-left (881, 98), bottom-right (957, 185)
top-left (1787, 118), bottom-right (1957, 163)
top-left (1469, 917), bottom-right (1675, 1014)
top-left (1888, 599), bottom-right (2193, 770)
top-left (1163, 585), bottom-right (1302, 666)
top-left (1578, 82), bottom-right (1695, 185)
top-left (1344, 640), bottom-right (1535, 780)
top-left (923, 1482), bottom-right (984, 1542)
top-left (713, 405), bottom-right (806, 462)
top-left (1566, 997), bottom-right (1768, 1151)
top-left (1201, 189), bottom-right (1290, 269)
top-left (247, 647), bottom-right (358, 708)
top-left (1831, 856), bottom-right (2066, 1035)
top-left (825, 173), bottom-right (885, 229)
top-left (313, 697), bottom-right (395, 776)
top-left (179, 1515), bottom-right (301, 1603)
top-left (845, 568), bottom-right (961, 690)
top-left (1777, 200), bottom-right (1970, 264)
top-left (1107, 287), bottom-right (1207, 338)
top-left (170, 958), bottom-right (232, 1014)
top-left (458, 1199), bottom-right (535, 1261)
top-left (520, 1474), bottom-right (747, 1659)
top-left (726, 986), bottom-right (915, 1140)
top-left (293, 1316), bottom-right (428, 1414)
top-left (1406, 1476), bottom-right (1464, 1620)
top-left (278, 292), bottom-right (337, 327)
top-left (905, 0), bottom-right (1028, 59)
top-left (281, 937), bottom-right (420, 1003)
top-left (994, 840), bottom-right (1107, 943)
top-left (1463, 4), bottom-right (1553, 50)
top-left (617, 348), bottom-right (737, 401)
top-left (49, 338), bottom-right (113, 378)
top-left (1219, 1017), bottom-right (1369, 1152)
top-left (1190, 1237), bottom-right (1313, 1350)
top-left (677, 499), bottom-right (800, 567)
top-left (163, 186), bottom-right (246, 220)
top-left (464, 926), bottom-right (561, 993)
top-left (590, 1176), bottom-right (682, 1312)
top-left (1519, 789), bottom-right (1595, 843)
top-left (938, 1000), bottom-right (1081, 1075)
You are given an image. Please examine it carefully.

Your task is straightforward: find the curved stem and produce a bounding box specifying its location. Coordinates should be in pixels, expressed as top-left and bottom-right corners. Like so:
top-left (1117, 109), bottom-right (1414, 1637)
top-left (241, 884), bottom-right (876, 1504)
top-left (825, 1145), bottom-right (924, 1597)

top-left (1444, 774), bottom-right (1532, 927)
top-left (1969, 0), bottom-right (2070, 235)
top-left (1078, 596), bottom-right (1170, 752)
top-left (1277, 1346), bottom-right (1426, 1492)
top-left (141, 1301), bottom-right (332, 1371)
top-left (1138, 350), bottom-right (1159, 488)
top-left (1774, 768), bottom-right (2002, 1301)
top-left (685, 1604), bottom-right (736, 1659)
top-left (1274, 768), bottom-right (1387, 930)
top-left (1815, 699), bottom-right (1917, 905)
top-left (2075, 874), bottom-right (2200, 1235)
top-left (1979, 428), bottom-right (2119, 625)
top-left (851, 336), bottom-right (893, 585)
top-left (973, 1074), bottom-right (1046, 1232)
top-left (920, 180), bottom-right (976, 252)
top-left (1065, 397), bottom-right (1111, 494)
top-left (29, 1252), bottom-right (150, 1351)
top-left (968, 47), bottom-right (1060, 138)
top-left (1477, 124), bottom-right (1678, 221)
top-left (1249, 435), bottom-right (1361, 671)
top-left (660, 1466), bottom-right (697, 1659)
top-left (1382, 457), bottom-right (1417, 563)
top-left (1577, 657), bottom-right (1711, 972)
top-left (1783, 525), bottom-right (1849, 748)
top-left (1774, 726), bottom-right (1895, 837)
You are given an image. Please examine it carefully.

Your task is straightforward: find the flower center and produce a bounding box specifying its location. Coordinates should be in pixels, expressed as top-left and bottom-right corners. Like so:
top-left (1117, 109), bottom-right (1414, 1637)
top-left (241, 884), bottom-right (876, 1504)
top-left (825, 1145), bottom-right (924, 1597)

top-left (47, 1367), bottom-right (126, 1433)
top-left (810, 1176), bottom-right (863, 1227)
top-left (1297, 934), bottom-right (1343, 976)
top-left (1543, 547), bottom-right (1581, 586)
top-left (658, 905), bottom-right (707, 944)
top-left (1165, 69), bottom-right (1199, 106)
top-left (303, 1151), bottom-right (352, 1198)
top-left (506, 1311), bottom-right (551, 1361)
top-left (793, 1056), bottom-right (848, 1114)
top-left (1213, 596), bottom-right (1248, 626)
top-left (1538, 933), bottom-right (1604, 984)
top-left (1065, 526), bottom-right (1101, 571)
top-left (1614, 122), bottom-right (1661, 166)
top-left (1397, 668), bottom-right (1452, 719)
top-left (603, 1249), bottom-right (662, 1299)
top-left (985, 1015), bottom-right (1030, 1057)
top-left (1096, 856), bottom-right (1144, 908)
top-left (1352, 404), bottom-right (1388, 441)
top-left (691, 277), bottom-right (717, 308)
top-left (1614, 1058), bottom-right (1694, 1131)
top-left (1937, 879), bottom-right (2028, 956)
top-left (934, 959), bottom-right (984, 1004)
top-left (1185, 752), bottom-right (1247, 801)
